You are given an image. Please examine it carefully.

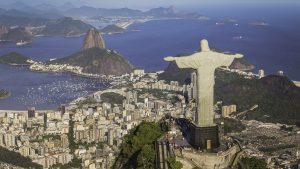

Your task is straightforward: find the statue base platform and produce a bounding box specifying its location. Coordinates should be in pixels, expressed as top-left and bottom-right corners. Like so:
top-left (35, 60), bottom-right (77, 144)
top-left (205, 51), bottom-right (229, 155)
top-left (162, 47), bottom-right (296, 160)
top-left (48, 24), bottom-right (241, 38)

top-left (190, 123), bottom-right (220, 150)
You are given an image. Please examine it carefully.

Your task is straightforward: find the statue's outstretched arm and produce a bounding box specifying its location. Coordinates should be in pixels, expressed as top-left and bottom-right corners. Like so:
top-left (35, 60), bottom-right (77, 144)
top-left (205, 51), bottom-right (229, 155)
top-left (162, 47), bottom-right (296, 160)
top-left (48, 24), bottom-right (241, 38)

top-left (164, 56), bottom-right (175, 62)
top-left (216, 53), bottom-right (244, 67)
top-left (234, 54), bottom-right (243, 59)
top-left (164, 55), bottom-right (195, 69)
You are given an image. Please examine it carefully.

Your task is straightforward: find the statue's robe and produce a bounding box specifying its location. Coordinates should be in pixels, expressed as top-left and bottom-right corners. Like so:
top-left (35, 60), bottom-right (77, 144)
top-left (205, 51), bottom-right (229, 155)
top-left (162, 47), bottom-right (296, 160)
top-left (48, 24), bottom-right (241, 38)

top-left (174, 50), bottom-right (240, 126)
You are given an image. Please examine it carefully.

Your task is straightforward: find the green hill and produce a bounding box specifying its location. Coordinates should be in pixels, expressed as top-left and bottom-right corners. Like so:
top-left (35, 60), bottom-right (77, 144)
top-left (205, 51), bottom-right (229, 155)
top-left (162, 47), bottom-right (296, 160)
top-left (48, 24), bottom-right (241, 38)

top-left (41, 17), bottom-right (93, 36)
top-left (49, 47), bottom-right (134, 76)
top-left (113, 122), bottom-right (166, 169)
top-left (159, 63), bottom-right (300, 125)
top-left (214, 71), bottom-right (300, 124)
top-left (0, 52), bottom-right (31, 65)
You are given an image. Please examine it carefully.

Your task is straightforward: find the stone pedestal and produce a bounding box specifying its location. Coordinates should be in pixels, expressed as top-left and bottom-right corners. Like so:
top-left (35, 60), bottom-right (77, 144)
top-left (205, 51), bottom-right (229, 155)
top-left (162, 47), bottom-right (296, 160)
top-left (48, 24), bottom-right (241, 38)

top-left (190, 123), bottom-right (219, 150)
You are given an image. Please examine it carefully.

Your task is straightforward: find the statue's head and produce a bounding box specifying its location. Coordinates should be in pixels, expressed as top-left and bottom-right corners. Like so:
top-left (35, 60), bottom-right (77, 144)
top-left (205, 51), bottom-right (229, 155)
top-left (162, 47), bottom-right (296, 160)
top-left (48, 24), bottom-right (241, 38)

top-left (200, 39), bottom-right (210, 52)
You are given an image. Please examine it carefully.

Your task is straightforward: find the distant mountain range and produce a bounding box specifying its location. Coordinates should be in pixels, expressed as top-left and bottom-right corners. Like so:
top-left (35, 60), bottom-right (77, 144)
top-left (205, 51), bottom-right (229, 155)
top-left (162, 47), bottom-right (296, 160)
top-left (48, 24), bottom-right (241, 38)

top-left (1, 1), bottom-right (77, 18)
top-left (0, 9), bottom-right (49, 27)
top-left (64, 6), bottom-right (206, 19)
top-left (64, 6), bottom-right (144, 18)
top-left (0, 17), bottom-right (93, 40)
top-left (0, 3), bottom-right (207, 37)
top-left (0, 2), bottom-right (206, 21)
top-left (39, 17), bottom-right (93, 36)
top-left (3, 1), bottom-right (63, 19)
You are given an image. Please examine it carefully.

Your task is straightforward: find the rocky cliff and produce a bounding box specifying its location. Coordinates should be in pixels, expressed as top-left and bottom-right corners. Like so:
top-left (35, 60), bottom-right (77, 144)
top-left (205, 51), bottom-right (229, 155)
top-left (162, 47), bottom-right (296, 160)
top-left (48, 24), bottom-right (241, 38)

top-left (82, 28), bottom-right (105, 50)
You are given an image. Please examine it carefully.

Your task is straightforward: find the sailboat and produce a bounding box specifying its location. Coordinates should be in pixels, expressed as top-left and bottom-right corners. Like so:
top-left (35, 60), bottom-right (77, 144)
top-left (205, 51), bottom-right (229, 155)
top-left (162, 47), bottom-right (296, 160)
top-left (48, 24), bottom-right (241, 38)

top-left (16, 40), bottom-right (31, 46)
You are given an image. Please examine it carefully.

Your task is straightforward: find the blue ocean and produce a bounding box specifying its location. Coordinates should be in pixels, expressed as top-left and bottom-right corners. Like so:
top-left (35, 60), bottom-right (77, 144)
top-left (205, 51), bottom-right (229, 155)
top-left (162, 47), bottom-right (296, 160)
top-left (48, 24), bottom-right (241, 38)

top-left (0, 4), bottom-right (299, 110)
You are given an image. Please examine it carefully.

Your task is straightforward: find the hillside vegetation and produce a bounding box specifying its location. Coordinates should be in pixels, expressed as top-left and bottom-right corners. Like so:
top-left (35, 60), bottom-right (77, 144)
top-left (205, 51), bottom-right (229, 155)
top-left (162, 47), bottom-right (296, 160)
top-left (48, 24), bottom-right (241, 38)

top-left (41, 17), bottom-right (93, 36)
top-left (0, 147), bottom-right (43, 169)
top-left (113, 121), bottom-right (167, 169)
top-left (0, 52), bottom-right (31, 65)
top-left (159, 64), bottom-right (300, 125)
top-left (215, 71), bottom-right (300, 124)
top-left (49, 47), bottom-right (134, 76)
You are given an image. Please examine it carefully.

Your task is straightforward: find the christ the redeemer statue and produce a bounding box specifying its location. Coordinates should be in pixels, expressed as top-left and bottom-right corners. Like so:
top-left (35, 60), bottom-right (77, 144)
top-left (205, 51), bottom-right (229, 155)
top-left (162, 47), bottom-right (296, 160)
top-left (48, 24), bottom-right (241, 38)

top-left (165, 39), bottom-right (243, 127)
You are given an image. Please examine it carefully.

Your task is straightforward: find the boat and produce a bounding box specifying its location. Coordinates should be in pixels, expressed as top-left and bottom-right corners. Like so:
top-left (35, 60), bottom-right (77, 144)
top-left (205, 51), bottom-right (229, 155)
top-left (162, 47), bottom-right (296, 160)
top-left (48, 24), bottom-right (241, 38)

top-left (16, 40), bottom-right (31, 46)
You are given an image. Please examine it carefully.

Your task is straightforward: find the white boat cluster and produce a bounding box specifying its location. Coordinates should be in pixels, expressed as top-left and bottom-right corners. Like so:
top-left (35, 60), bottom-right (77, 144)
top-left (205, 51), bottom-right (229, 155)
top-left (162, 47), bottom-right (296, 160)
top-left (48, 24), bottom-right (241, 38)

top-left (15, 77), bottom-right (108, 107)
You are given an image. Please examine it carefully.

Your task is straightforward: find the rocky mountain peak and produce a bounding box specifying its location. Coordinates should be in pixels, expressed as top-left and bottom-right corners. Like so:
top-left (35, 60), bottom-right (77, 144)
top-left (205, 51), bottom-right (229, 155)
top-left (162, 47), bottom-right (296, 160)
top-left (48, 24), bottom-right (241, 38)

top-left (82, 28), bottom-right (105, 50)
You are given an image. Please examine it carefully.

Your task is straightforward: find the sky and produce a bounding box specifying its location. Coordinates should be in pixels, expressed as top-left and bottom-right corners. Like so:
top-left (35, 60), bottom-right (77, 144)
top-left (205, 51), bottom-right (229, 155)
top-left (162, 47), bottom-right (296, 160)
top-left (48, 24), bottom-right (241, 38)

top-left (1, 0), bottom-right (299, 9)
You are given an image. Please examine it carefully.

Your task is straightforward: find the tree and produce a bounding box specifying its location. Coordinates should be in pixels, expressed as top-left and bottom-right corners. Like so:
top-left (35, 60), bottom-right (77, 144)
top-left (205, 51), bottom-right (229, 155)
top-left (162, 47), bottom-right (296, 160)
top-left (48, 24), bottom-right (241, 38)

top-left (113, 122), bottom-right (165, 169)
top-left (168, 157), bottom-right (183, 169)
top-left (137, 145), bottom-right (156, 169)
top-left (237, 157), bottom-right (268, 169)
top-left (0, 147), bottom-right (42, 169)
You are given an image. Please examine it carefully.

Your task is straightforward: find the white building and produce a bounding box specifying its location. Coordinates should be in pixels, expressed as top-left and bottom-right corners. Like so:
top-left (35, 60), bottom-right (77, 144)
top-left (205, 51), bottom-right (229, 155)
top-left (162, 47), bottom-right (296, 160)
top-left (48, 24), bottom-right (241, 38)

top-left (278, 70), bottom-right (284, 76)
top-left (258, 69), bottom-right (265, 79)
top-left (133, 69), bottom-right (145, 76)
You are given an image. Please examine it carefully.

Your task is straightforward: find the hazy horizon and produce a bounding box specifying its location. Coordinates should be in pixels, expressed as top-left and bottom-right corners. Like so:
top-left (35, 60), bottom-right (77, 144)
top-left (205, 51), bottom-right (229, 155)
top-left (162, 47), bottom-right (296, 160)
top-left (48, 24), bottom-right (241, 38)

top-left (0, 0), bottom-right (299, 10)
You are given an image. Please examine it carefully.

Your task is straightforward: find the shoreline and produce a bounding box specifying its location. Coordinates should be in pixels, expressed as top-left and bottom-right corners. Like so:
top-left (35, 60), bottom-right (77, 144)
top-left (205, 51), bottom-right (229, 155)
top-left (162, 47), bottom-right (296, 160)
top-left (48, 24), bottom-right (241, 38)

top-left (0, 68), bottom-right (299, 111)
top-left (28, 65), bottom-right (114, 81)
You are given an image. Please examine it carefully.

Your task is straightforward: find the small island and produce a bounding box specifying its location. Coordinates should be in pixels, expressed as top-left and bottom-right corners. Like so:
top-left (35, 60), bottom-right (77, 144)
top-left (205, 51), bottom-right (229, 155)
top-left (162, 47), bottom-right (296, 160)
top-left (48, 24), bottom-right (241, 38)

top-left (0, 89), bottom-right (10, 99)
top-left (0, 52), bottom-right (32, 65)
